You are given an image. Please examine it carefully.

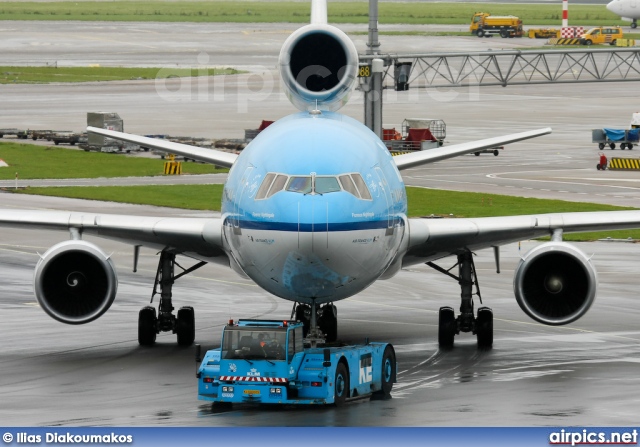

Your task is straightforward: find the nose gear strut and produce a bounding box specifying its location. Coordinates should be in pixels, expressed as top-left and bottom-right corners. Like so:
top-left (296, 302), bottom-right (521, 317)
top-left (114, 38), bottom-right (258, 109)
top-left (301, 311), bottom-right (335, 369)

top-left (291, 301), bottom-right (338, 344)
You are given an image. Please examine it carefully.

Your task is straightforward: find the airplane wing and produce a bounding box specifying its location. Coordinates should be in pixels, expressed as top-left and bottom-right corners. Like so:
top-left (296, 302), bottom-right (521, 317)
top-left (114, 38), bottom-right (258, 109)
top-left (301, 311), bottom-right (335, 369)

top-left (0, 209), bottom-right (228, 265)
top-left (87, 127), bottom-right (238, 168)
top-left (403, 210), bottom-right (640, 266)
top-left (393, 128), bottom-right (552, 170)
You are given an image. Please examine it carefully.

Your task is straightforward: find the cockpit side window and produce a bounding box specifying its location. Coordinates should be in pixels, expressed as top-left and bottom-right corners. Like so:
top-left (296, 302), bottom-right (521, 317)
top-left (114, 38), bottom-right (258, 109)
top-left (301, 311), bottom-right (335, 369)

top-left (339, 174), bottom-right (358, 197)
top-left (339, 174), bottom-right (372, 200)
top-left (255, 173), bottom-right (276, 200)
top-left (267, 174), bottom-right (288, 198)
top-left (351, 173), bottom-right (372, 200)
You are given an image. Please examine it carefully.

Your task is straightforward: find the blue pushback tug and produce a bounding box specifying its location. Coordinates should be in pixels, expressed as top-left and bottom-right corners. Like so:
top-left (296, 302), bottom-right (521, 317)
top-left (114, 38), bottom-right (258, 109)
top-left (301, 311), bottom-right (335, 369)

top-left (197, 319), bottom-right (396, 406)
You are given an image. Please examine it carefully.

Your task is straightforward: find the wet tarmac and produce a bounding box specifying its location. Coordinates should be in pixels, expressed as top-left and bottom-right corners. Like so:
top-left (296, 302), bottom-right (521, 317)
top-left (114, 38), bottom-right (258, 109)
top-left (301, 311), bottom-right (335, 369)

top-left (1, 18), bottom-right (640, 427)
top-left (0, 196), bottom-right (639, 426)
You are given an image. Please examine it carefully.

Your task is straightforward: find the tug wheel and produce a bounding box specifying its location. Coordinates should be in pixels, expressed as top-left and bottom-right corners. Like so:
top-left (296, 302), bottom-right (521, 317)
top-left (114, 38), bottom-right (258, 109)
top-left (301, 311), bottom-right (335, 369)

top-left (334, 362), bottom-right (349, 406)
top-left (375, 346), bottom-right (396, 397)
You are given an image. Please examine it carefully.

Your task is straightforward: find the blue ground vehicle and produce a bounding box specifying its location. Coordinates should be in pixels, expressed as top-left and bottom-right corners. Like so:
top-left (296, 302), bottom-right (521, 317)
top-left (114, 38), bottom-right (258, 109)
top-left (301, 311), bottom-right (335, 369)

top-left (197, 319), bottom-right (396, 406)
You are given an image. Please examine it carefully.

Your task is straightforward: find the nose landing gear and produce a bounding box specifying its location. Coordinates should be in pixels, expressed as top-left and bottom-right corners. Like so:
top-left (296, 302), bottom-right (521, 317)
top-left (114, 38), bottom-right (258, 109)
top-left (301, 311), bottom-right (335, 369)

top-left (292, 302), bottom-right (338, 343)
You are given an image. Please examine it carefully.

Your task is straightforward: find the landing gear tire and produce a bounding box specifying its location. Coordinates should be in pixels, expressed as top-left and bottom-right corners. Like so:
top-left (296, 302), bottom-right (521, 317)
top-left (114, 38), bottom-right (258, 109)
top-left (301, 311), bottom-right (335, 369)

top-left (176, 306), bottom-right (195, 346)
top-left (438, 306), bottom-right (456, 348)
top-left (632, 21), bottom-right (637, 29)
top-left (334, 362), bottom-right (349, 406)
top-left (294, 304), bottom-right (310, 337)
top-left (475, 307), bottom-right (494, 348)
top-left (374, 345), bottom-right (396, 397)
top-left (318, 304), bottom-right (337, 342)
top-left (138, 306), bottom-right (157, 346)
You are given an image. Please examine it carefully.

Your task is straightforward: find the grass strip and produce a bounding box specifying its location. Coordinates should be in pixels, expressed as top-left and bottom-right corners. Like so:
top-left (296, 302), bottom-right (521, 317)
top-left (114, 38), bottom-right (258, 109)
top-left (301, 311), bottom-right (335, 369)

top-left (0, 66), bottom-right (242, 85)
top-left (0, 2), bottom-right (623, 25)
top-left (0, 142), bottom-right (226, 179)
top-left (9, 185), bottom-right (639, 241)
top-left (350, 31), bottom-right (640, 40)
top-left (12, 184), bottom-right (224, 211)
top-left (406, 187), bottom-right (639, 242)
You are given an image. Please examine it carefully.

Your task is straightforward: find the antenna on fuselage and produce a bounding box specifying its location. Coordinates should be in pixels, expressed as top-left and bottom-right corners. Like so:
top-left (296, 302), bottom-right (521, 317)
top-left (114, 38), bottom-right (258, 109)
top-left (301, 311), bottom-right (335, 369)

top-left (310, 99), bottom-right (322, 116)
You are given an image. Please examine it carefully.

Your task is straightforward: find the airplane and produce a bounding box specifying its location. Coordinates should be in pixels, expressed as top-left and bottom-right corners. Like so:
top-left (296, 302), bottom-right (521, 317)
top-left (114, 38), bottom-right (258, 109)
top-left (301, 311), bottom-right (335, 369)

top-left (2, 0), bottom-right (640, 350)
top-left (607, 0), bottom-right (639, 29)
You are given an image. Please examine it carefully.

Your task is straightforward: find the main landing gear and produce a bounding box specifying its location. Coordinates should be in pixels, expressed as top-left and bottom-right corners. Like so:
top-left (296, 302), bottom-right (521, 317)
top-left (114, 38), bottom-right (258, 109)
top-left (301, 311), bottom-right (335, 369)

top-left (138, 251), bottom-right (207, 346)
top-left (427, 251), bottom-right (494, 349)
top-left (292, 302), bottom-right (338, 343)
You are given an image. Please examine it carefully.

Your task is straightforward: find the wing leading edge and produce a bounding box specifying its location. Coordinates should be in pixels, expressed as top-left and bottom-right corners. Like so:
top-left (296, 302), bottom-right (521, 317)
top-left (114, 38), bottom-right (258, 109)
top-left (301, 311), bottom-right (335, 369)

top-left (87, 127), bottom-right (238, 168)
top-left (403, 210), bottom-right (640, 266)
top-left (393, 128), bottom-right (552, 170)
top-left (0, 209), bottom-right (228, 265)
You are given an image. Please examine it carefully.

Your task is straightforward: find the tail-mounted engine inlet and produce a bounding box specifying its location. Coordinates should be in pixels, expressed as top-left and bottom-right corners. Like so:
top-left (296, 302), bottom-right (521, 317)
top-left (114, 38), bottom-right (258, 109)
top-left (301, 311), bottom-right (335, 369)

top-left (279, 24), bottom-right (359, 112)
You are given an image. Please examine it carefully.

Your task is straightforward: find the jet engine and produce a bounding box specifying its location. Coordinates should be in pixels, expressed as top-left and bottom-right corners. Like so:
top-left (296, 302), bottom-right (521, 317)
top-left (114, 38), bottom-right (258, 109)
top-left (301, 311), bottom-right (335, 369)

top-left (513, 242), bottom-right (597, 325)
top-left (34, 240), bottom-right (118, 325)
top-left (278, 23), bottom-right (358, 112)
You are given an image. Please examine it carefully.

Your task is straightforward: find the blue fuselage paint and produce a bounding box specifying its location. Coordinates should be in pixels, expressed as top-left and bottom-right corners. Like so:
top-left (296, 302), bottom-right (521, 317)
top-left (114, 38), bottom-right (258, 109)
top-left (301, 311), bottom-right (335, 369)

top-left (221, 111), bottom-right (407, 304)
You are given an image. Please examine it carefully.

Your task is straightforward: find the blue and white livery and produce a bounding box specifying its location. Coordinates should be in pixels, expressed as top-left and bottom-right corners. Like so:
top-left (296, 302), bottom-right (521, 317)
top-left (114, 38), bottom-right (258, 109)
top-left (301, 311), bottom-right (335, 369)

top-left (2, 0), bottom-right (640, 349)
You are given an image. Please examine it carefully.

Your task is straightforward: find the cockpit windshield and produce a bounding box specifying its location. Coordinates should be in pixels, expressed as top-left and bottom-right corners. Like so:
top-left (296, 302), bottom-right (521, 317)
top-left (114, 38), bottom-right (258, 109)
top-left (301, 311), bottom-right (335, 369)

top-left (286, 177), bottom-right (312, 194)
top-left (255, 172), bottom-right (371, 200)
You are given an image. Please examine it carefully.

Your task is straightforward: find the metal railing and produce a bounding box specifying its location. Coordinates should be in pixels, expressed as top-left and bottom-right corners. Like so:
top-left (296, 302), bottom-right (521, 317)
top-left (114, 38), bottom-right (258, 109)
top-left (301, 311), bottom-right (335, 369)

top-left (360, 48), bottom-right (640, 88)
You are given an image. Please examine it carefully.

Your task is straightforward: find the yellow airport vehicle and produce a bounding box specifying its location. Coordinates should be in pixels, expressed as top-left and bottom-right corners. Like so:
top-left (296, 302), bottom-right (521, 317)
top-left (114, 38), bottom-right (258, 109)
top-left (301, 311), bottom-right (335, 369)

top-left (470, 12), bottom-right (524, 38)
top-left (528, 28), bottom-right (560, 39)
top-left (580, 26), bottom-right (624, 46)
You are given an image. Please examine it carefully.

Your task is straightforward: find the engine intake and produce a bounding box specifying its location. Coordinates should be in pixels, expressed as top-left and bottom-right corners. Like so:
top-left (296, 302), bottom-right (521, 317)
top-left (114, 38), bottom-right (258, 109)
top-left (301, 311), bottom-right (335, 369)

top-left (513, 242), bottom-right (597, 325)
top-left (279, 24), bottom-right (358, 112)
top-left (34, 240), bottom-right (118, 325)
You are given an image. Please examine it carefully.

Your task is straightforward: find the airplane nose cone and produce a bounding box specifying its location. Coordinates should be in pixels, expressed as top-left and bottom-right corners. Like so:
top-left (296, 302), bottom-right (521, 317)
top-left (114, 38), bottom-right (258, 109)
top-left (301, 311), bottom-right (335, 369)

top-left (606, 1), bottom-right (619, 14)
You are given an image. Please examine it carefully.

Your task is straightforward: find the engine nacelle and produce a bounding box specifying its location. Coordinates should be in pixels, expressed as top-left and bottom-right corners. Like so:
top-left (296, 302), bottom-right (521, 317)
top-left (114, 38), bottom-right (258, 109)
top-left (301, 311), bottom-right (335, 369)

top-left (513, 242), bottom-right (597, 325)
top-left (278, 23), bottom-right (358, 112)
top-left (34, 240), bottom-right (118, 325)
